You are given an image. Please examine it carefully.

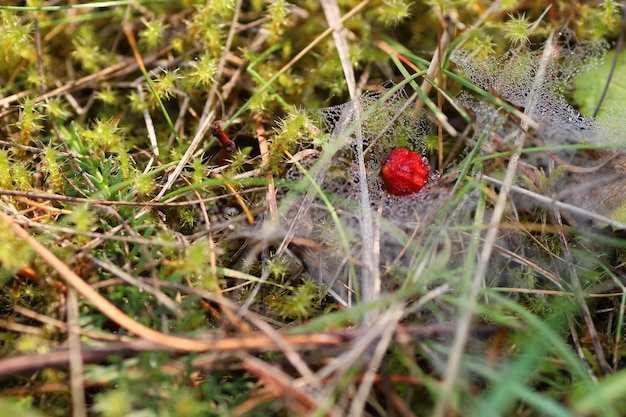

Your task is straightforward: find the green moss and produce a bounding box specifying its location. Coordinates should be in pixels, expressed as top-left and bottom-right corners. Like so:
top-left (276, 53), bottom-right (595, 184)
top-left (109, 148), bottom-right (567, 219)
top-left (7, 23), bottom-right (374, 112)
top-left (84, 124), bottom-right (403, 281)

top-left (42, 147), bottom-right (62, 188)
top-left (273, 280), bottom-right (320, 321)
top-left (0, 224), bottom-right (34, 273)
top-left (373, 0), bottom-right (413, 26)
top-left (0, 11), bottom-right (33, 71)
top-left (152, 68), bottom-right (179, 102)
top-left (0, 150), bottom-right (11, 189)
top-left (185, 53), bottom-right (218, 88)
top-left (503, 13), bottom-right (532, 46)
top-left (138, 18), bottom-right (166, 51)
top-left (15, 99), bottom-right (44, 145)
top-left (268, 109), bottom-right (312, 171)
top-left (81, 118), bottom-right (125, 153)
top-left (71, 25), bottom-right (109, 73)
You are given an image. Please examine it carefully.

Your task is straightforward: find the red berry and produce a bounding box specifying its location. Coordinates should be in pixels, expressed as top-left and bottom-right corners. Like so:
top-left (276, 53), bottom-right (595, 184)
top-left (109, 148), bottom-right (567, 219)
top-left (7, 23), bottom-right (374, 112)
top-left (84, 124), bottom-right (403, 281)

top-left (381, 149), bottom-right (429, 196)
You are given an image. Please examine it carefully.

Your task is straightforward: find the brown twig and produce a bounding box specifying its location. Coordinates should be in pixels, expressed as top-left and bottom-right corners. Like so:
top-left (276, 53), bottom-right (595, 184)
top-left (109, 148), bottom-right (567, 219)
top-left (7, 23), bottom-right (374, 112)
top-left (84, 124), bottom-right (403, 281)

top-left (34, 19), bottom-right (45, 95)
top-left (0, 323), bottom-right (498, 379)
top-left (256, 113), bottom-right (278, 220)
top-left (67, 288), bottom-right (87, 417)
top-left (217, 176), bottom-right (256, 225)
top-left (241, 353), bottom-right (338, 417)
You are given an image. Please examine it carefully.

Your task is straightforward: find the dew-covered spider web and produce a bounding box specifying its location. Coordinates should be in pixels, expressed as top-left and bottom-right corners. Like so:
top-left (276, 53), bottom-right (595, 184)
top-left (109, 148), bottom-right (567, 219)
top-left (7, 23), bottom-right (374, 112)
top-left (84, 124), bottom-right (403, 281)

top-left (452, 29), bottom-right (605, 142)
top-left (451, 28), bottom-right (626, 224)
top-left (275, 83), bottom-right (450, 305)
top-left (445, 28), bottom-right (626, 296)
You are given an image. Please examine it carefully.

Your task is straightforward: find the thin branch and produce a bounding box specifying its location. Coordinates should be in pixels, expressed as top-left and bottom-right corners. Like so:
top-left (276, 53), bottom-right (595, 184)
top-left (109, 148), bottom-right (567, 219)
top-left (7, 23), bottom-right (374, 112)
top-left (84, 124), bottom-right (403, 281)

top-left (67, 289), bottom-right (87, 417)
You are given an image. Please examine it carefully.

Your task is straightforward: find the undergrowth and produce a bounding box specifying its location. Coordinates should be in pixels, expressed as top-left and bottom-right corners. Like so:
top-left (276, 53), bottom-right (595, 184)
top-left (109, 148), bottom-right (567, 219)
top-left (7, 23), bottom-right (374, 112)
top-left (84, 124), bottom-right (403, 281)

top-left (1, 1), bottom-right (626, 416)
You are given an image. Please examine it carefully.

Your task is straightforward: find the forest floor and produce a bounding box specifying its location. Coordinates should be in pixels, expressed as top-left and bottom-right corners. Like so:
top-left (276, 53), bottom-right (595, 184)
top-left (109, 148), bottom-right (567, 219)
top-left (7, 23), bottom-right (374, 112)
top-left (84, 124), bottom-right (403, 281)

top-left (1, 1), bottom-right (626, 416)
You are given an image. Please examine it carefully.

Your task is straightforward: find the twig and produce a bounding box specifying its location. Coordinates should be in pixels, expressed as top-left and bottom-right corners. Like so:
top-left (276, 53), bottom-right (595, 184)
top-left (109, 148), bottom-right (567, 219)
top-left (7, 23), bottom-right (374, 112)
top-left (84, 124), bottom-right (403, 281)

top-left (12, 305), bottom-right (131, 341)
top-left (34, 19), bottom-right (45, 95)
top-left (482, 175), bottom-right (626, 230)
top-left (241, 353), bottom-right (341, 417)
top-left (414, 10), bottom-right (463, 113)
top-left (321, 0), bottom-right (357, 99)
top-left (219, 177), bottom-right (256, 225)
top-left (2, 210), bottom-right (184, 248)
top-left (67, 289), bottom-right (87, 417)
top-left (322, 0), bottom-right (380, 316)
top-left (0, 322), bottom-right (494, 379)
top-left (0, 187), bottom-right (266, 208)
top-left (256, 113), bottom-right (277, 220)
top-left (137, 83), bottom-right (160, 157)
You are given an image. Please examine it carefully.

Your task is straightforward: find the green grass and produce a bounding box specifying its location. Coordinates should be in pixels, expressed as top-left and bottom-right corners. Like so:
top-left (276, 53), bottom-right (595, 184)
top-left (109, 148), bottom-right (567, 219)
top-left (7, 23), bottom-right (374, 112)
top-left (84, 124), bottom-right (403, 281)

top-left (1, 1), bottom-right (626, 416)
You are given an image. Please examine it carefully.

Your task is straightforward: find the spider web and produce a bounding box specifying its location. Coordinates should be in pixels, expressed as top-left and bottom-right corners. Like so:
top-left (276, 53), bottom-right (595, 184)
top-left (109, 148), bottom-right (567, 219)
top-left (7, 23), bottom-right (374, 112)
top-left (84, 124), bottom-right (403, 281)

top-left (452, 29), bottom-right (626, 225)
top-left (313, 83), bottom-right (433, 209)
top-left (278, 84), bottom-right (447, 304)
top-left (451, 29), bottom-right (609, 146)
